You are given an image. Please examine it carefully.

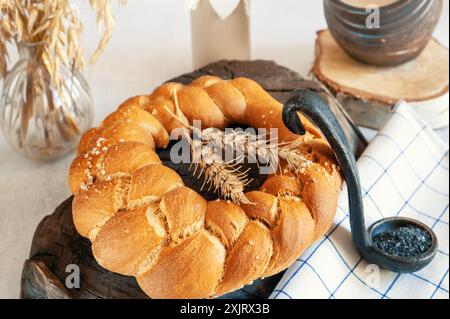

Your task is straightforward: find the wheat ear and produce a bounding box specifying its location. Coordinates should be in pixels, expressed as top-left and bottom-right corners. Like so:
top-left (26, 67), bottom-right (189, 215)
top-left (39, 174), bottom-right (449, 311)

top-left (164, 89), bottom-right (253, 204)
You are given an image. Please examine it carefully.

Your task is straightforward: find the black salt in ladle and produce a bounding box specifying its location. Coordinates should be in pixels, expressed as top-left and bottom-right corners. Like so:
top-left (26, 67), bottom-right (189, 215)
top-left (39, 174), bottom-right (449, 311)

top-left (282, 89), bottom-right (438, 273)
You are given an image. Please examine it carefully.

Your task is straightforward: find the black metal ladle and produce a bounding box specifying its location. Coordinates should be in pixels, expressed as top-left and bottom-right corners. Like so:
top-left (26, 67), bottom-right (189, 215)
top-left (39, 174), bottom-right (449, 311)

top-left (282, 89), bottom-right (438, 273)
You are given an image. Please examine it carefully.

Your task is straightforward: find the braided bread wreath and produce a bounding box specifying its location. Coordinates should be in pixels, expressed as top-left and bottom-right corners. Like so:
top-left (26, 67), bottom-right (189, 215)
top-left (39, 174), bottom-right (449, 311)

top-left (68, 76), bottom-right (343, 299)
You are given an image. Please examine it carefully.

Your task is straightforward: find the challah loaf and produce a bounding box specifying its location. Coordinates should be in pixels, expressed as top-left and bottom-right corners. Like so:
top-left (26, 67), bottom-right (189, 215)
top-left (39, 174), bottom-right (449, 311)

top-left (68, 76), bottom-right (342, 299)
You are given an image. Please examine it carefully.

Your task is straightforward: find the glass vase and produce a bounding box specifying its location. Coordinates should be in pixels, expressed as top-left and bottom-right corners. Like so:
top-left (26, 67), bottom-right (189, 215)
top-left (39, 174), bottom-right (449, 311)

top-left (0, 42), bottom-right (93, 160)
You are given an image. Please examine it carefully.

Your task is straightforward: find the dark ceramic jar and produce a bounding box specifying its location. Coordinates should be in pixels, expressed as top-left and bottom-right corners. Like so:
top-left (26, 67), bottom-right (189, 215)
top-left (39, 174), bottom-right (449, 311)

top-left (324, 0), bottom-right (444, 66)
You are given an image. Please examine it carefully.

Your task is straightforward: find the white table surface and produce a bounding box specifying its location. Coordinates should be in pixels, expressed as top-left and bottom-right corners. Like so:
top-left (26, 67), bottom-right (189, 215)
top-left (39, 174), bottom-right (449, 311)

top-left (0, 0), bottom-right (448, 299)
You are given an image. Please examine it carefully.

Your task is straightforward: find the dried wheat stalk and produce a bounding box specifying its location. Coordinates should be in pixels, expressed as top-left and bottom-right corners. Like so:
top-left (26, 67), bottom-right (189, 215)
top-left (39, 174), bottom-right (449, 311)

top-left (166, 89), bottom-right (316, 204)
top-left (166, 91), bottom-right (253, 204)
top-left (191, 126), bottom-right (314, 203)
top-left (0, 28), bottom-right (8, 77)
top-left (278, 138), bottom-right (313, 175)
top-left (195, 127), bottom-right (315, 175)
top-left (190, 136), bottom-right (254, 205)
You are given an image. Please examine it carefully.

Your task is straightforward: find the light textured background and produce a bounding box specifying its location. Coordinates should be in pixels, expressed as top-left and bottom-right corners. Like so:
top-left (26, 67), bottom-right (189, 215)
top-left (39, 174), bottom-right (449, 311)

top-left (0, 0), bottom-right (448, 298)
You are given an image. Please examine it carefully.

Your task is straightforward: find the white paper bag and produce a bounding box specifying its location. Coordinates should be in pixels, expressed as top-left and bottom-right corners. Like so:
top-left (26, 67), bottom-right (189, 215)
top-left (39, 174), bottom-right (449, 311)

top-left (189, 0), bottom-right (251, 69)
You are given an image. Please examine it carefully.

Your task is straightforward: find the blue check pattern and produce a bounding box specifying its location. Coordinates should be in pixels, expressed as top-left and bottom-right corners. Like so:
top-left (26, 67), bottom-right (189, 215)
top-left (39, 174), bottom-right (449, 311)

top-left (270, 102), bottom-right (449, 299)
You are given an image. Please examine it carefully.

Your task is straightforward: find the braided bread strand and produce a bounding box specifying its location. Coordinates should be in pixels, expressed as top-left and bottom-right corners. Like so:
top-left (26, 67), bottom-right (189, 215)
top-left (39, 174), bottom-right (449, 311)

top-left (69, 76), bottom-right (342, 298)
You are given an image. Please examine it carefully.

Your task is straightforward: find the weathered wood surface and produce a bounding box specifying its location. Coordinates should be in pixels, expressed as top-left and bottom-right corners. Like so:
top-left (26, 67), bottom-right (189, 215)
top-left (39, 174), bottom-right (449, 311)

top-left (21, 60), bottom-right (367, 299)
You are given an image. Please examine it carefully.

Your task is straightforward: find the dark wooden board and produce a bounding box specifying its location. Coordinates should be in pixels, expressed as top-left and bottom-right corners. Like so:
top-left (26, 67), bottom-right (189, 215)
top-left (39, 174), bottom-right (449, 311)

top-left (20, 60), bottom-right (367, 299)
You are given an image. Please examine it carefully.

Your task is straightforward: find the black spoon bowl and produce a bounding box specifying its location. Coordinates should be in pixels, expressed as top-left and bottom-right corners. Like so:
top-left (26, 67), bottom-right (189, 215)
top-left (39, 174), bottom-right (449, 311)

top-left (367, 217), bottom-right (438, 273)
top-left (282, 89), bottom-right (438, 273)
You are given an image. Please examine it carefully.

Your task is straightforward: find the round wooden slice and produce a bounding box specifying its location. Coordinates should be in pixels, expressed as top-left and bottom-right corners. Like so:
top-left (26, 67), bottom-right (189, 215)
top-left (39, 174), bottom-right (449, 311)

top-left (313, 30), bottom-right (449, 129)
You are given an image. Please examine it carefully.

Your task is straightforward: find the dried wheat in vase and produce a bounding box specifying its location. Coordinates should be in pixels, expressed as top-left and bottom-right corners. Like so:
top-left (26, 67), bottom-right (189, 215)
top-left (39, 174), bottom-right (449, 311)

top-left (0, 0), bottom-right (126, 160)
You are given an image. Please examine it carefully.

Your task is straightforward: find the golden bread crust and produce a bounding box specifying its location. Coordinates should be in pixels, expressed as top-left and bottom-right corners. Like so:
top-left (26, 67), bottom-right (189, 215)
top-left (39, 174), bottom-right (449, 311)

top-left (68, 76), bottom-right (342, 298)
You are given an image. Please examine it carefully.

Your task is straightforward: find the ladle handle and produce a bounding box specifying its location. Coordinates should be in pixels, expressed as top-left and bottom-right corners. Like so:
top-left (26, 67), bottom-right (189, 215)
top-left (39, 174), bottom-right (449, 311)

top-left (282, 89), bottom-right (370, 252)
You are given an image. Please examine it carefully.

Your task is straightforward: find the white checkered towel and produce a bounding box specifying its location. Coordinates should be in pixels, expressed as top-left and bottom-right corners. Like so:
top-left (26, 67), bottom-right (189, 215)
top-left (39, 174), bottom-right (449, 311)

top-left (270, 102), bottom-right (449, 299)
